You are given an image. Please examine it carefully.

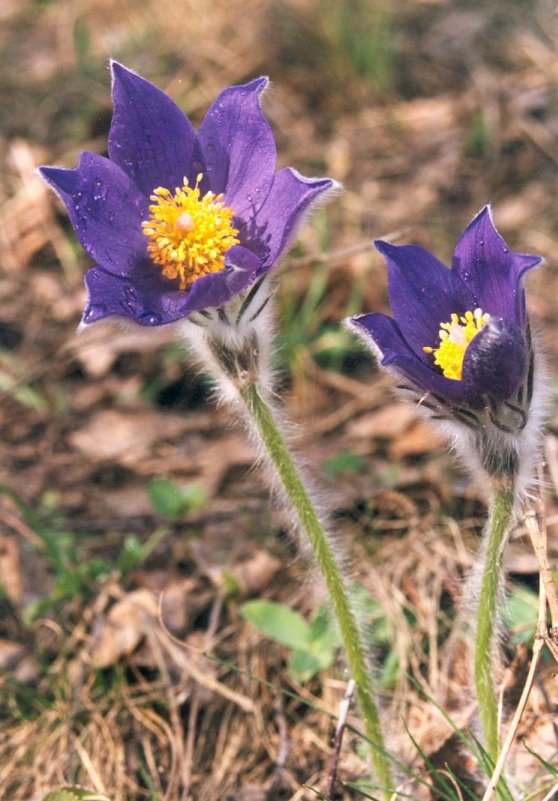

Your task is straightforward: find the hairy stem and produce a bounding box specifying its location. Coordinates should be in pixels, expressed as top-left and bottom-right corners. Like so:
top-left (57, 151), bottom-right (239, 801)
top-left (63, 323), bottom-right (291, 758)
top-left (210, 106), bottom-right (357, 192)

top-left (474, 484), bottom-right (515, 765)
top-left (240, 382), bottom-right (394, 796)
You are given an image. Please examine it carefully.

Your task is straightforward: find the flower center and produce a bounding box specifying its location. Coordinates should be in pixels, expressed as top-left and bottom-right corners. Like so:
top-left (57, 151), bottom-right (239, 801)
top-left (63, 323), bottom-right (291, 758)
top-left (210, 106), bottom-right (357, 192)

top-left (141, 174), bottom-right (240, 290)
top-left (423, 308), bottom-right (490, 380)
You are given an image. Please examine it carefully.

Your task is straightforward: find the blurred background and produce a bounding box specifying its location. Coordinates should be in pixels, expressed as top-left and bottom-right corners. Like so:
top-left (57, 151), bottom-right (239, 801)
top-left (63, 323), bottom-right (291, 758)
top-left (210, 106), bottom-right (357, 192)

top-left (1, 1), bottom-right (558, 799)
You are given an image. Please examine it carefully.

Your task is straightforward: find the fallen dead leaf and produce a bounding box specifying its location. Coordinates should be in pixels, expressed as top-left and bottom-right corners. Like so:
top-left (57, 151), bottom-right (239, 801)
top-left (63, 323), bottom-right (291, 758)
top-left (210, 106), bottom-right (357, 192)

top-left (0, 639), bottom-right (26, 669)
top-left (346, 403), bottom-right (417, 441)
top-left (0, 639), bottom-right (38, 683)
top-left (0, 534), bottom-right (23, 606)
top-left (196, 436), bottom-right (255, 497)
top-left (228, 550), bottom-right (282, 596)
top-left (159, 576), bottom-right (198, 633)
top-left (69, 409), bottom-right (194, 466)
top-left (389, 421), bottom-right (443, 458)
top-left (90, 589), bottom-right (158, 668)
top-left (72, 325), bottom-right (175, 378)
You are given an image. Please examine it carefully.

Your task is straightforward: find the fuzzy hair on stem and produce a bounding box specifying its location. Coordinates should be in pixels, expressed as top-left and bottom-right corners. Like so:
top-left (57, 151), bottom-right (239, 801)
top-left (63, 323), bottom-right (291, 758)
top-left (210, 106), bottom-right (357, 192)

top-left (179, 292), bottom-right (396, 795)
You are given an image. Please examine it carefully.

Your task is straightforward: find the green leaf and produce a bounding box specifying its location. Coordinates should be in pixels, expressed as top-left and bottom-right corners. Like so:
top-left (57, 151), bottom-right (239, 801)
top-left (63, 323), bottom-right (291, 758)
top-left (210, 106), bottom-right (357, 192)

top-left (504, 585), bottom-right (539, 644)
top-left (148, 478), bottom-right (205, 518)
top-left (379, 648), bottom-right (400, 690)
top-left (288, 648), bottom-right (325, 682)
top-left (118, 527), bottom-right (171, 576)
top-left (117, 534), bottom-right (146, 575)
top-left (82, 558), bottom-right (111, 582)
top-left (350, 583), bottom-right (391, 644)
top-left (241, 600), bottom-right (310, 650)
top-left (308, 605), bottom-right (340, 653)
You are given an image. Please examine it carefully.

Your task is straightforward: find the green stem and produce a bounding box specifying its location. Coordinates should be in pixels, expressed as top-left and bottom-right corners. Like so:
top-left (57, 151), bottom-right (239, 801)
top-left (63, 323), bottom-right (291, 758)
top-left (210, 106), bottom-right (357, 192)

top-left (240, 382), bottom-right (394, 796)
top-left (474, 484), bottom-right (515, 765)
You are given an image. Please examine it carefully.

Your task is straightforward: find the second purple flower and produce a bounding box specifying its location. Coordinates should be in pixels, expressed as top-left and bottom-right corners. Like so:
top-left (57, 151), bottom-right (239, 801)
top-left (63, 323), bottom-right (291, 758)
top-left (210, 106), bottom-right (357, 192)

top-left (349, 208), bottom-right (544, 480)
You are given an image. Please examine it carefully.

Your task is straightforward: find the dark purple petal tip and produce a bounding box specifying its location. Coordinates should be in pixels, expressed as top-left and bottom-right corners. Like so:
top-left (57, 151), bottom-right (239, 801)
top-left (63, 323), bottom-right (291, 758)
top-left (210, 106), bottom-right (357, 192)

top-left (452, 205), bottom-right (541, 325)
top-left (40, 64), bottom-right (334, 328)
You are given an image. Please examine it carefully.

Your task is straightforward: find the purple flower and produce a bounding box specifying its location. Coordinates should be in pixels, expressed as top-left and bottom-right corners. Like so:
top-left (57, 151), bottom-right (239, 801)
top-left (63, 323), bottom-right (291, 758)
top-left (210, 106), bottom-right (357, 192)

top-left (39, 62), bottom-right (334, 327)
top-left (350, 207), bottom-right (542, 435)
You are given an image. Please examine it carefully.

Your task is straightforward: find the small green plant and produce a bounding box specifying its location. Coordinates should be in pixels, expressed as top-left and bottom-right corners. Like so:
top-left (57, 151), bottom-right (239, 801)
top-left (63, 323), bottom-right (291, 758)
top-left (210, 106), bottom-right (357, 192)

top-left (241, 599), bottom-right (340, 682)
top-left (350, 583), bottom-right (400, 690)
top-left (324, 448), bottom-right (367, 477)
top-left (504, 583), bottom-right (539, 645)
top-left (241, 586), bottom-right (398, 688)
top-left (148, 477), bottom-right (205, 518)
top-left (116, 527), bottom-right (170, 576)
top-left (320, 0), bottom-right (396, 93)
top-left (42, 789), bottom-right (112, 801)
top-left (0, 482), bottom-right (190, 622)
top-left (0, 349), bottom-right (49, 412)
top-left (0, 485), bottom-right (113, 622)
top-left (278, 211), bottom-right (365, 376)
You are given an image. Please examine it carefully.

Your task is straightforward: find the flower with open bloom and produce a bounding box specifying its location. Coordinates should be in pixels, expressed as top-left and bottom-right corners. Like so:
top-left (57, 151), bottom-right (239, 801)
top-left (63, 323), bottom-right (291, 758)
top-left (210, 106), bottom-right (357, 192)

top-left (349, 208), bottom-right (545, 480)
top-left (39, 62), bottom-right (335, 328)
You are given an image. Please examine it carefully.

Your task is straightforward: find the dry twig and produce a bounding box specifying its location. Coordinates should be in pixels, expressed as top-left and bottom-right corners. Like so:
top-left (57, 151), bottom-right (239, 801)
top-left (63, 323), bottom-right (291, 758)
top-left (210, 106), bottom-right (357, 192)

top-left (325, 678), bottom-right (355, 799)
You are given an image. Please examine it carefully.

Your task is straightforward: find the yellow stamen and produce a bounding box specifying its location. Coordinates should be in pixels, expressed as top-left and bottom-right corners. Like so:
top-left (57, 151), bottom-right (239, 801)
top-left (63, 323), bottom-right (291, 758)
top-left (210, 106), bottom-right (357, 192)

top-left (423, 308), bottom-right (490, 380)
top-left (141, 174), bottom-right (239, 290)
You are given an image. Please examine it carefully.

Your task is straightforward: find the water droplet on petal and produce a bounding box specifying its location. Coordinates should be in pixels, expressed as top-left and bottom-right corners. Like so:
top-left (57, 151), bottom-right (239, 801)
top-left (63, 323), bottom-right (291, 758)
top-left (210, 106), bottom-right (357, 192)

top-left (139, 311), bottom-right (161, 325)
top-left (92, 178), bottom-right (107, 201)
top-left (84, 303), bottom-right (106, 322)
top-left (124, 158), bottom-right (138, 176)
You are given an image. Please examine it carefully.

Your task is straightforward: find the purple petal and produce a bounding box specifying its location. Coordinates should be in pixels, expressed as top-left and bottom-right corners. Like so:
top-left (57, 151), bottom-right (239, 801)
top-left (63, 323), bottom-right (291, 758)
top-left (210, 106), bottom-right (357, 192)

top-left (40, 152), bottom-right (148, 276)
top-left (352, 312), bottom-right (467, 403)
top-left (181, 245), bottom-right (261, 311)
top-left (108, 62), bottom-right (197, 197)
top-left (376, 240), bottom-right (474, 361)
top-left (462, 318), bottom-right (527, 404)
top-left (240, 168), bottom-right (335, 270)
top-left (196, 77), bottom-right (277, 217)
top-left (83, 245), bottom-right (260, 326)
top-left (451, 206), bottom-right (541, 325)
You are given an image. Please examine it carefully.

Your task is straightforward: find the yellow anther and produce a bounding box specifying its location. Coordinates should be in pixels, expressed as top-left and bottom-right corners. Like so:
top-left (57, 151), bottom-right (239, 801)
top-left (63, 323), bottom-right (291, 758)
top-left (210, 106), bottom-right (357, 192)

top-left (141, 175), bottom-right (239, 290)
top-left (423, 307), bottom-right (490, 380)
